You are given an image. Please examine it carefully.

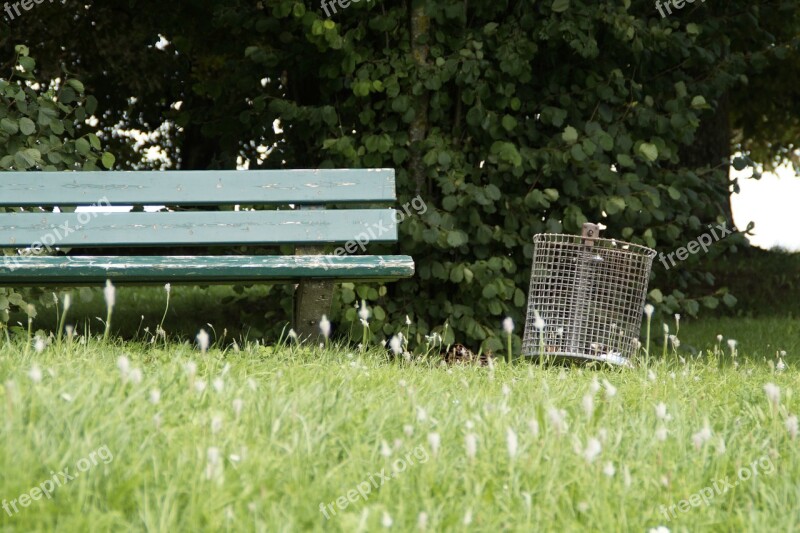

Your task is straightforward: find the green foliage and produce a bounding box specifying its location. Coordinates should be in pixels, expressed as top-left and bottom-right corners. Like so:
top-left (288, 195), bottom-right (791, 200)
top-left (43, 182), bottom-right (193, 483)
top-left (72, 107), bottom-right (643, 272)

top-left (0, 46), bottom-right (112, 325)
top-left (4, 1), bottom-right (799, 351)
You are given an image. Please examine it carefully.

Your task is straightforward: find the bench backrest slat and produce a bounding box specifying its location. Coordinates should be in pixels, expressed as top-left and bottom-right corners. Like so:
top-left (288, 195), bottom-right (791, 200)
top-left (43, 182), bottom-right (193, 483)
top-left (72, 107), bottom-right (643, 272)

top-left (0, 169), bottom-right (396, 206)
top-left (0, 210), bottom-right (398, 248)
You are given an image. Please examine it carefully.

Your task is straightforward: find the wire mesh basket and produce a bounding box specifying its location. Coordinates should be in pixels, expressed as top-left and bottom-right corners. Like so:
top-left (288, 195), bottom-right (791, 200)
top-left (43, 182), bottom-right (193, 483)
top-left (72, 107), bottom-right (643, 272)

top-left (522, 223), bottom-right (657, 366)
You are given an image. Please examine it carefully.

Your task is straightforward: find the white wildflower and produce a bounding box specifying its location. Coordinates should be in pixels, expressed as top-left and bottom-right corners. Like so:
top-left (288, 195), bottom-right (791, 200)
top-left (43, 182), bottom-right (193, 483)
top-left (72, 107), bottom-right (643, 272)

top-left (196, 329), bottom-right (210, 353)
top-left (692, 424), bottom-right (712, 450)
top-left (603, 462), bottom-right (616, 477)
top-left (582, 437), bottom-right (602, 463)
top-left (582, 393), bottom-right (594, 419)
top-left (117, 355), bottom-right (130, 377)
top-left (777, 358), bottom-right (786, 372)
top-left (205, 447), bottom-right (222, 481)
top-left (727, 339), bottom-right (737, 355)
top-left (528, 418), bottom-right (540, 438)
top-left (547, 406), bottom-right (568, 435)
top-left (60, 392), bottom-right (73, 402)
top-left (503, 317), bottom-right (514, 335)
top-left (150, 389), bottom-right (161, 404)
top-left (785, 415), bottom-right (798, 439)
top-left (716, 334), bottom-right (723, 343)
top-left (655, 402), bottom-right (671, 421)
top-left (405, 315), bottom-right (412, 326)
top-left (644, 304), bottom-right (654, 318)
top-left (211, 415), bottom-right (223, 434)
top-left (358, 301), bottom-right (370, 322)
top-left (185, 361), bottom-right (197, 377)
top-left (128, 368), bottom-right (143, 384)
top-left (382, 511), bottom-right (393, 528)
top-left (389, 335), bottom-right (403, 355)
top-left (463, 509), bottom-right (473, 526)
top-left (764, 383), bottom-right (780, 406)
top-left (233, 398), bottom-right (244, 418)
top-left (534, 316), bottom-right (545, 331)
top-left (417, 512), bottom-right (428, 530)
top-left (602, 379), bottom-right (617, 398)
top-left (164, 283), bottom-right (171, 294)
top-left (427, 432), bottom-right (440, 456)
top-left (212, 377), bottom-right (224, 393)
top-left (103, 280), bottom-right (116, 308)
top-left (34, 337), bottom-right (45, 353)
top-left (319, 315), bottom-right (331, 339)
top-left (195, 379), bottom-right (207, 393)
top-left (465, 433), bottom-right (478, 459)
top-left (506, 427), bottom-right (518, 459)
top-left (380, 440), bottom-right (392, 457)
top-left (416, 406), bottom-right (428, 422)
top-left (403, 424), bottom-right (414, 437)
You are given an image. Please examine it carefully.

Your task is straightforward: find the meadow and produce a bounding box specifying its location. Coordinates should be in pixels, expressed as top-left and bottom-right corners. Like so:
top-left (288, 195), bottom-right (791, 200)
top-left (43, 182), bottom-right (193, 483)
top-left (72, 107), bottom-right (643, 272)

top-left (0, 287), bottom-right (798, 532)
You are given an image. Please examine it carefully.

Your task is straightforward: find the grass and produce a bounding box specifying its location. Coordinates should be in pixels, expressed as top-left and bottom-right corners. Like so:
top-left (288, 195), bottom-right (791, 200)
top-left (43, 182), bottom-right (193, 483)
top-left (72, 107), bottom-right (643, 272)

top-left (1, 316), bottom-right (799, 532)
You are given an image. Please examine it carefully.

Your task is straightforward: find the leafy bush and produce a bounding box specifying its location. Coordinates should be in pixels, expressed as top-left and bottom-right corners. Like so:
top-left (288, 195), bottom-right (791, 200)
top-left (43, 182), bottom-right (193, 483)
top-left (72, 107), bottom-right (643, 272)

top-left (0, 45), bottom-right (114, 330)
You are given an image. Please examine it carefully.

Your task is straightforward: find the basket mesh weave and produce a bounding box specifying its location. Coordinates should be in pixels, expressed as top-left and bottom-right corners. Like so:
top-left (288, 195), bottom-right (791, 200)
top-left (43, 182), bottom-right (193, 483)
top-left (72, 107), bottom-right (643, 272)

top-left (521, 228), bottom-right (656, 365)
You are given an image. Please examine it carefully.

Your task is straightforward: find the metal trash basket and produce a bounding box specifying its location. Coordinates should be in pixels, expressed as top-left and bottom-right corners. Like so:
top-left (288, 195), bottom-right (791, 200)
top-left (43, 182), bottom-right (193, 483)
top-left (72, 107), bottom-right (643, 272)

top-left (521, 223), bottom-right (656, 366)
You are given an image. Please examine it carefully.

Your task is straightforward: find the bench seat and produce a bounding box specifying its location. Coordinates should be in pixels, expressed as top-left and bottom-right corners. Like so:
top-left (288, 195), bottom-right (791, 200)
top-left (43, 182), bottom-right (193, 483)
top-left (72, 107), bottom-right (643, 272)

top-left (0, 255), bottom-right (415, 285)
top-left (0, 168), bottom-right (415, 340)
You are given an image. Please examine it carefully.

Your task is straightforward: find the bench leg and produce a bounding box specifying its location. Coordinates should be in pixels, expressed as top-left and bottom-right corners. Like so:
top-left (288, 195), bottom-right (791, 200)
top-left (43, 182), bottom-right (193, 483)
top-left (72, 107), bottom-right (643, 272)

top-left (293, 279), bottom-right (334, 343)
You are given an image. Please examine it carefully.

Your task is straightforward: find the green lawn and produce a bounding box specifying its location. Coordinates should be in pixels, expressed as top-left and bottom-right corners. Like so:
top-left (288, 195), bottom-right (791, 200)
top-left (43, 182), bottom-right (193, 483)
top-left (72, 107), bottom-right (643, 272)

top-left (0, 317), bottom-right (798, 532)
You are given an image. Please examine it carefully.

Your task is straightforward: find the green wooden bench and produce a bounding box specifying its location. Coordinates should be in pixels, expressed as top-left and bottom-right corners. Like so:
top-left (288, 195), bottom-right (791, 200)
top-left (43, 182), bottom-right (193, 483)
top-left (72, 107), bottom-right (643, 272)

top-left (0, 169), bottom-right (415, 340)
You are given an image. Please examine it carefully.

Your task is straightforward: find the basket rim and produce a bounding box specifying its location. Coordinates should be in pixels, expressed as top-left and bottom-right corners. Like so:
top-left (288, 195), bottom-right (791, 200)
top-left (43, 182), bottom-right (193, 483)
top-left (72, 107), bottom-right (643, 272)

top-left (532, 232), bottom-right (657, 258)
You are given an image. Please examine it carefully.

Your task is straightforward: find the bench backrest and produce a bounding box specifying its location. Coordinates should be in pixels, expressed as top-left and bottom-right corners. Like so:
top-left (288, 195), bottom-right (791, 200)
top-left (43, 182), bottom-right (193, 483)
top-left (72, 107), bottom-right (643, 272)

top-left (0, 169), bottom-right (399, 249)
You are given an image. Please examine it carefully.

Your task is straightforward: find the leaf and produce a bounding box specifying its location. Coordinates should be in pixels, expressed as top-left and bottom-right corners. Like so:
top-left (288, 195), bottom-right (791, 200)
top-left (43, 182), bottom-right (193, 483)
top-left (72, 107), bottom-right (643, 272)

top-left (18, 56), bottom-right (35, 72)
top-left (552, 0), bottom-right (570, 12)
top-left (19, 117), bottom-right (35, 135)
top-left (667, 186), bottom-right (681, 200)
top-left (101, 152), bottom-right (116, 170)
top-left (88, 133), bottom-right (101, 151)
top-left (639, 143), bottom-right (658, 162)
top-left (605, 197), bottom-right (626, 215)
top-left (561, 125), bottom-right (578, 144)
top-left (649, 289), bottom-right (663, 303)
top-left (616, 154), bottom-right (635, 168)
top-left (75, 138), bottom-right (91, 155)
top-left (686, 23), bottom-right (700, 36)
top-left (66, 79), bottom-right (85, 93)
top-left (0, 118), bottom-right (18, 135)
top-left (691, 96), bottom-right (707, 109)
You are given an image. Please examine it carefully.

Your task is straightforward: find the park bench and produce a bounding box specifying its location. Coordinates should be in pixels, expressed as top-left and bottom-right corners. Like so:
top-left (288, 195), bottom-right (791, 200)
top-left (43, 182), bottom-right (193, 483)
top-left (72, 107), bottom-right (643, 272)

top-left (0, 169), bottom-right (415, 340)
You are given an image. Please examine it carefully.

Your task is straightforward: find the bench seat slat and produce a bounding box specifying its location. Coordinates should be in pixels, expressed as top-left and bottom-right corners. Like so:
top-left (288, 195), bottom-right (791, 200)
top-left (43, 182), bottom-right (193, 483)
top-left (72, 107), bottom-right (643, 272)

top-left (0, 255), bottom-right (415, 285)
top-left (0, 209), bottom-right (398, 247)
top-left (0, 169), bottom-right (396, 206)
